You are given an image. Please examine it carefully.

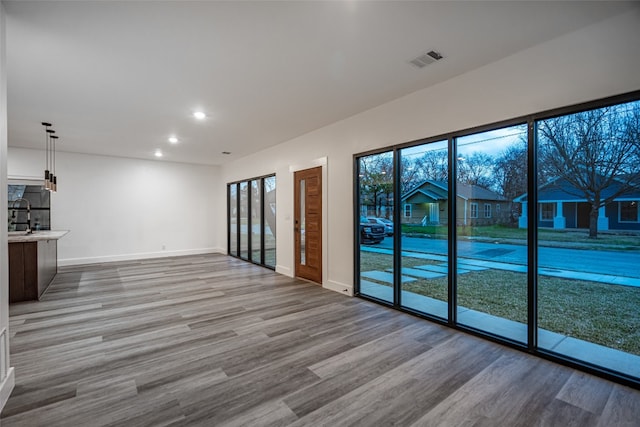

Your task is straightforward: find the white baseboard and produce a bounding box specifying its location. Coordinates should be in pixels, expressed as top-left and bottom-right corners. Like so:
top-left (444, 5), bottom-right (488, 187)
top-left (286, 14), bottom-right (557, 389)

top-left (0, 367), bottom-right (15, 413)
top-left (325, 280), bottom-right (353, 296)
top-left (59, 247), bottom-right (220, 267)
top-left (275, 265), bottom-right (292, 277)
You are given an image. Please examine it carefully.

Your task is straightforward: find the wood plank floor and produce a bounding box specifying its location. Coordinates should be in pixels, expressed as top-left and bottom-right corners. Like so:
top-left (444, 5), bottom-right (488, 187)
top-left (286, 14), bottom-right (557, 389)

top-left (2, 254), bottom-right (640, 426)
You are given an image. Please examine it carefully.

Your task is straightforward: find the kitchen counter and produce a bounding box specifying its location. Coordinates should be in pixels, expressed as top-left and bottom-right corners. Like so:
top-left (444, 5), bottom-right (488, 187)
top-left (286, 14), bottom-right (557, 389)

top-left (8, 230), bottom-right (69, 243)
top-left (8, 230), bottom-right (68, 303)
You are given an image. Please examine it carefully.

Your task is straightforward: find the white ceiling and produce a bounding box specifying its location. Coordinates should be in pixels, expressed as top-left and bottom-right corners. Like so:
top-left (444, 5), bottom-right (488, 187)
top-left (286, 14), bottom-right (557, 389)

top-left (5, 1), bottom-right (637, 166)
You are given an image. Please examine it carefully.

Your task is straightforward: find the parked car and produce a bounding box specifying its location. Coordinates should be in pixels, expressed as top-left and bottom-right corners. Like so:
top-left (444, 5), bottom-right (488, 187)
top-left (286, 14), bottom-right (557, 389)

top-left (360, 216), bottom-right (386, 244)
top-left (367, 217), bottom-right (393, 236)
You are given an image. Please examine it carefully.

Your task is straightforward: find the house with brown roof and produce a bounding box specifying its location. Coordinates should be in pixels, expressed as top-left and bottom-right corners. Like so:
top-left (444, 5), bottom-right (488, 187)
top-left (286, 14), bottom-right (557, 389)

top-left (401, 180), bottom-right (510, 227)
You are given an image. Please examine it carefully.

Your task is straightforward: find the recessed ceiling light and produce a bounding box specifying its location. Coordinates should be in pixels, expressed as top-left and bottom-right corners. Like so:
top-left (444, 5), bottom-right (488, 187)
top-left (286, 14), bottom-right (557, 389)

top-left (168, 136), bottom-right (179, 144)
top-left (193, 111), bottom-right (206, 120)
top-left (154, 150), bottom-right (163, 157)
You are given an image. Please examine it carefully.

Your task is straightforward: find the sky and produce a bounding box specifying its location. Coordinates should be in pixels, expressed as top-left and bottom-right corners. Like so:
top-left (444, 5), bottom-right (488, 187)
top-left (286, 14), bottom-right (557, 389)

top-left (401, 123), bottom-right (527, 160)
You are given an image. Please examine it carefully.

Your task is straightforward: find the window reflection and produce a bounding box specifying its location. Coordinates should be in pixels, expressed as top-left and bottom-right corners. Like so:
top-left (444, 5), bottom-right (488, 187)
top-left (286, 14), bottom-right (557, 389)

top-left (358, 152), bottom-right (394, 303)
top-left (251, 180), bottom-right (262, 263)
top-left (239, 182), bottom-right (249, 259)
top-left (8, 184), bottom-right (50, 232)
top-left (264, 176), bottom-right (277, 268)
top-left (229, 184), bottom-right (238, 256)
top-left (399, 140), bottom-right (449, 319)
top-left (353, 94), bottom-right (640, 385)
top-left (456, 124), bottom-right (528, 342)
top-left (536, 100), bottom-right (640, 378)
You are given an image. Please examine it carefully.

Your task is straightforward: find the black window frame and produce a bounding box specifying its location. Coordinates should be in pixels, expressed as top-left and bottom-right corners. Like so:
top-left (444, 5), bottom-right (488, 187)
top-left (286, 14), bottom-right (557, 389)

top-left (353, 89), bottom-right (640, 390)
top-left (227, 173), bottom-right (276, 270)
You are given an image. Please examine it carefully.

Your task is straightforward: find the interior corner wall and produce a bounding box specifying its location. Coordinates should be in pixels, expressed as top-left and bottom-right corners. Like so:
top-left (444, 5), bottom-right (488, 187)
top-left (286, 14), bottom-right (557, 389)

top-left (8, 148), bottom-right (221, 265)
top-left (217, 8), bottom-right (640, 295)
top-left (0, 0), bottom-right (16, 412)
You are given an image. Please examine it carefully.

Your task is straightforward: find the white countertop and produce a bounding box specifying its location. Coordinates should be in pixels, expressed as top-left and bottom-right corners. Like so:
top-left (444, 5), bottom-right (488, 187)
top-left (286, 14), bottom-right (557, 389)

top-left (8, 230), bottom-right (69, 243)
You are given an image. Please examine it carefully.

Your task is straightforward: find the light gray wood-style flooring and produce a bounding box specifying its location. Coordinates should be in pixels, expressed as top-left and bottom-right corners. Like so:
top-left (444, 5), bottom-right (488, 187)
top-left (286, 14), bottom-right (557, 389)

top-left (2, 254), bottom-right (640, 426)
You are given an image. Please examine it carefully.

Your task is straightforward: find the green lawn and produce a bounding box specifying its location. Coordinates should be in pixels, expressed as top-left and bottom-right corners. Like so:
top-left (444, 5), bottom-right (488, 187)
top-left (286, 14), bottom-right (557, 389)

top-left (359, 251), bottom-right (640, 355)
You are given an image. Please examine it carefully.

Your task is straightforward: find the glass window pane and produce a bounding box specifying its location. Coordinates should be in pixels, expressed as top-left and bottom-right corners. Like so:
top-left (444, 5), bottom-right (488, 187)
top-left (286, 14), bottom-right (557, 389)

top-left (399, 140), bottom-right (449, 319)
top-left (229, 184), bottom-right (238, 256)
top-left (264, 176), bottom-right (277, 268)
top-left (251, 180), bottom-right (262, 262)
top-left (456, 124), bottom-right (528, 343)
top-left (8, 185), bottom-right (51, 231)
top-left (620, 201), bottom-right (639, 222)
top-left (300, 179), bottom-right (306, 265)
top-left (537, 100), bottom-right (640, 378)
top-left (358, 152), bottom-right (394, 303)
top-left (239, 181), bottom-right (249, 259)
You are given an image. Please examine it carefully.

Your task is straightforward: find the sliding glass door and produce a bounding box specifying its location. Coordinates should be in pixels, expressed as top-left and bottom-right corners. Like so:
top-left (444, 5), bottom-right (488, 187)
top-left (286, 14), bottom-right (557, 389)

top-left (455, 124), bottom-right (528, 343)
top-left (357, 152), bottom-right (394, 303)
top-left (227, 174), bottom-right (276, 269)
top-left (536, 100), bottom-right (640, 378)
top-left (251, 180), bottom-right (262, 263)
top-left (264, 176), bottom-right (277, 268)
top-left (399, 140), bottom-right (449, 319)
top-left (228, 183), bottom-right (238, 256)
top-left (239, 182), bottom-right (249, 259)
top-left (354, 91), bottom-right (640, 386)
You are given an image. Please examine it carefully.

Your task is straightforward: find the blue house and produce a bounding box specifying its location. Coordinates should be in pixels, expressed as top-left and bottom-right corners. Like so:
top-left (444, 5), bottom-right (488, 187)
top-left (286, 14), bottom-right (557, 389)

top-left (514, 177), bottom-right (640, 231)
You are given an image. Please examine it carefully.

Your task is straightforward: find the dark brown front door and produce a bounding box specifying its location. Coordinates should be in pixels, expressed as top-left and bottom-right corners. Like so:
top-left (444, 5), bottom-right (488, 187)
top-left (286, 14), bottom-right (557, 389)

top-left (577, 202), bottom-right (590, 228)
top-left (294, 166), bottom-right (322, 284)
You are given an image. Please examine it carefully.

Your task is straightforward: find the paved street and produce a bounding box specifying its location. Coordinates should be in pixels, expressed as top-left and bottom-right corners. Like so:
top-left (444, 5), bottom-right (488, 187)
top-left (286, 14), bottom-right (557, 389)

top-left (374, 236), bottom-right (640, 279)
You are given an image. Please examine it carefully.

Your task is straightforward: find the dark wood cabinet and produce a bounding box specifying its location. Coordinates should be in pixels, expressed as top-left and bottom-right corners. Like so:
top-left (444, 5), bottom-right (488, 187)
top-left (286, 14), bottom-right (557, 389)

top-left (9, 240), bottom-right (58, 303)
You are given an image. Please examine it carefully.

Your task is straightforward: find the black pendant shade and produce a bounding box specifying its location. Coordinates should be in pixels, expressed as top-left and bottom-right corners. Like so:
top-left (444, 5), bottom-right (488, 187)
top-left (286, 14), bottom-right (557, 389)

top-left (41, 122), bottom-right (60, 193)
top-left (50, 135), bottom-right (58, 192)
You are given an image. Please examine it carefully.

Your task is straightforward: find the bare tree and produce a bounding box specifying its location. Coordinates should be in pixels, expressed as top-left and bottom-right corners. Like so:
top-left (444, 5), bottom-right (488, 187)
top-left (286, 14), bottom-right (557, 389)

top-left (457, 152), bottom-right (495, 189)
top-left (400, 156), bottom-right (423, 194)
top-left (538, 102), bottom-right (640, 238)
top-left (493, 139), bottom-right (527, 200)
top-left (418, 149), bottom-right (448, 182)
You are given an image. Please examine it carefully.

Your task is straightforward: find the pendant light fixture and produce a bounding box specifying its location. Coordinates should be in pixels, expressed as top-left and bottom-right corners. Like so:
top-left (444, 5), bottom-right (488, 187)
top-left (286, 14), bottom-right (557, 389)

top-left (42, 122), bottom-right (52, 189)
top-left (50, 135), bottom-right (58, 192)
top-left (46, 129), bottom-right (55, 191)
top-left (41, 121), bottom-right (60, 193)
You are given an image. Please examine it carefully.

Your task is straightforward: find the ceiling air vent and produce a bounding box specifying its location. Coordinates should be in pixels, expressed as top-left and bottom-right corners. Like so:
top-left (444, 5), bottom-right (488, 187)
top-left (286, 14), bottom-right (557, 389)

top-left (409, 50), bottom-right (444, 69)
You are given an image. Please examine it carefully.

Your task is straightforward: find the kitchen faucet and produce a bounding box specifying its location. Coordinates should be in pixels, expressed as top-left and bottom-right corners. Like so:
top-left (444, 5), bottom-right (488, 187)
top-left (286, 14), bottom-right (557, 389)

top-left (9, 198), bottom-right (32, 234)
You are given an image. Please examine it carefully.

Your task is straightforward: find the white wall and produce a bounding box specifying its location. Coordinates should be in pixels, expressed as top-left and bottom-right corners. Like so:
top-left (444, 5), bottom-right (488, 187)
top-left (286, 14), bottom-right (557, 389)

top-left (8, 148), bottom-right (220, 265)
top-left (218, 8), bottom-right (640, 295)
top-left (0, 0), bottom-right (15, 412)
